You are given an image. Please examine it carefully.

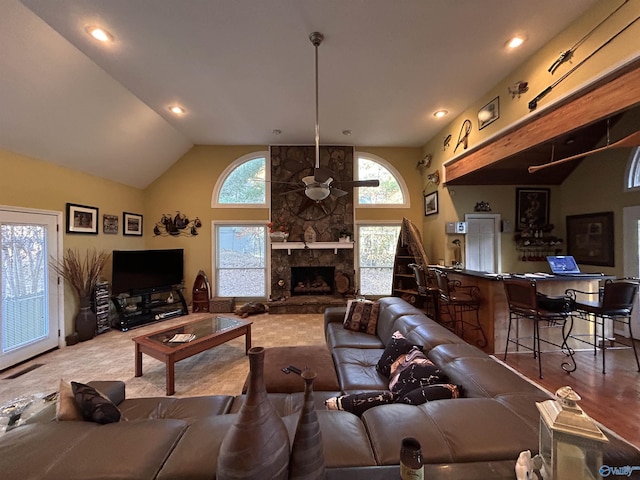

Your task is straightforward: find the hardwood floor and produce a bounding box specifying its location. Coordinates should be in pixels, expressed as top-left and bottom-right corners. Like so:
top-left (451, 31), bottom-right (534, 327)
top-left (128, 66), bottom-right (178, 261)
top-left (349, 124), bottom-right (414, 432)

top-left (501, 339), bottom-right (640, 448)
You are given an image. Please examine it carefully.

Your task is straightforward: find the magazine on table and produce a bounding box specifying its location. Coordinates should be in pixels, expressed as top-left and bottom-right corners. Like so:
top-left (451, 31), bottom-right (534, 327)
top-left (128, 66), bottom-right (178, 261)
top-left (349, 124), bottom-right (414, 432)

top-left (168, 333), bottom-right (196, 343)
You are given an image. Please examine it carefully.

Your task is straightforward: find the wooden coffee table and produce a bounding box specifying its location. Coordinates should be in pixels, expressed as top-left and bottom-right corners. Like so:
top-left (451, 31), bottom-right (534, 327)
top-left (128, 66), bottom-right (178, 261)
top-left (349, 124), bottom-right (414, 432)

top-left (133, 316), bottom-right (252, 395)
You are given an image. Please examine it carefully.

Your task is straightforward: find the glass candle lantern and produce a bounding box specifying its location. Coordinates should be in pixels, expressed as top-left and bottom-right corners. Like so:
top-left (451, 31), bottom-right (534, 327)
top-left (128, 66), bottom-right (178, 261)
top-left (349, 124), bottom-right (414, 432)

top-left (536, 386), bottom-right (609, 480)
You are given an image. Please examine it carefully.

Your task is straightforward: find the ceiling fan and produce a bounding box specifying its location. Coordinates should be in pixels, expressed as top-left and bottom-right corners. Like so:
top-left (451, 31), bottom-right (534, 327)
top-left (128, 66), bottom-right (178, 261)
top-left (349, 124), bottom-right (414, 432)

top-left (280, 32), bottom-right (379, 202)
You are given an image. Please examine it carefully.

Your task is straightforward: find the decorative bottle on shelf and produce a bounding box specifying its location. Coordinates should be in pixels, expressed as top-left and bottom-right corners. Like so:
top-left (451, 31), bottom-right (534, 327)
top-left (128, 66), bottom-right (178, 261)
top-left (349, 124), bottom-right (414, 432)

top-left (400, 437), bottom-right (424, 480)
top-left (216, 346), bottom-right (290, 480)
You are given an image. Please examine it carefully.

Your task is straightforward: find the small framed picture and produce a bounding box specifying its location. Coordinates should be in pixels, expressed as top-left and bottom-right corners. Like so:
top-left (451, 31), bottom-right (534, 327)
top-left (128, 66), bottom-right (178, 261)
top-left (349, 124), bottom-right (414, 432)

top-left (478, 96), bottom-right (500, 130)
top-left (66, 203), bottom-right (98, 234)
top-left (424, 191), bottom-right (439, 216)
top-left (123, 212), bottom-right (143, 236)
top-left (103, 214), bottom-right (119, 234)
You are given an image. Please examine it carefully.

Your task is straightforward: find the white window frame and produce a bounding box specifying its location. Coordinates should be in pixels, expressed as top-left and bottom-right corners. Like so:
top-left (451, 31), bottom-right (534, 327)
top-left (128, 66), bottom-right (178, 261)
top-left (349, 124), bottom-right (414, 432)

top-left (212, 220), bottom-right (269, 299)
top-left (624, 147), bottom-right (640, 192)
top-left (355, 220), bottom-right (402, 297)
top-left (211, 151), bottom-right (270, 208)
top-left (355, 152), bottom-right (410, 208)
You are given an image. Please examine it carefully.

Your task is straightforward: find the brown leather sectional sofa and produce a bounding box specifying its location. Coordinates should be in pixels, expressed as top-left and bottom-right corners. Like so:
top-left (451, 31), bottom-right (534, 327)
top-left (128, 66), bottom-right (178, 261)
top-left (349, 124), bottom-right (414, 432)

top-left (0, 296), bottom-right (638, 479)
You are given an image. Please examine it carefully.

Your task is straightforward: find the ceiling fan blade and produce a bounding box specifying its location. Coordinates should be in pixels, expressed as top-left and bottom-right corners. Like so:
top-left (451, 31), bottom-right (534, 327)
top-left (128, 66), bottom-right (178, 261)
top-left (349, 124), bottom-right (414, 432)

top-left (318, 201), bottom-right (329, 215)
top-left (279, 187), bottom-right (306, 195)
top-left (335, 179), bottom-right (380, 188)
top-left (296, 196), bottom-right (315, 215)
top-left (313, 166), bottom-right (333, 183)
top-left (330, 187), bottom-right (348, 197)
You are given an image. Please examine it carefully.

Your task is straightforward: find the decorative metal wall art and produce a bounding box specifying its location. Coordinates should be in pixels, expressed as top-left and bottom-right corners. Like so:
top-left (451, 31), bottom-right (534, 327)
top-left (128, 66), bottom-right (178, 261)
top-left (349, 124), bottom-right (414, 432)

top-left (154, 211), bottom-right (202, 237)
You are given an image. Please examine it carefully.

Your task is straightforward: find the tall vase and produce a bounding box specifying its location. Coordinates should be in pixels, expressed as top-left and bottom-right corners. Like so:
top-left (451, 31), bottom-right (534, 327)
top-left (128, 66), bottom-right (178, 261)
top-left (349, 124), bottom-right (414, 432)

top-left (289, 370), bottom-right (325, 480)
top-left (75, 296), bottom-right (96, 342)
top-left (217, 346), bottom-right (290, 480)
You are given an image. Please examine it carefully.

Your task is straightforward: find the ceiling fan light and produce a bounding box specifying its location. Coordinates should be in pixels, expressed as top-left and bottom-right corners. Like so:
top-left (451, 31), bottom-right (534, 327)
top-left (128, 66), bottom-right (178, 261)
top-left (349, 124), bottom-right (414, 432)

top-left (305, 186), bottom-right (331, 201)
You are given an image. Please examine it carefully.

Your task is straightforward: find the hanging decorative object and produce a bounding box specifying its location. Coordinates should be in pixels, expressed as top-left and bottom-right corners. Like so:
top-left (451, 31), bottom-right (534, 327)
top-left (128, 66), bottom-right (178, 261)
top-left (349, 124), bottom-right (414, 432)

top-left (508, 81), bottom-right (529, 99)
top-left (454, 119), bottom-right (472, 153)
top-left (474, 201), bottom-right (491, 212)
top-left (443, 134), bottom-right (452, 151)
top-left (416, 153), bottom-right (432, 169)
top-left (153, 211), bottom-right (202, 237)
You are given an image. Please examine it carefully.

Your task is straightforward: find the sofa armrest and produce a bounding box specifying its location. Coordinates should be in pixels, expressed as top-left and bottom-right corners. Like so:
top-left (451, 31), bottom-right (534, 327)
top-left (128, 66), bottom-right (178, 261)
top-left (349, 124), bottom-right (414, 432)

top-left (88, 381), bottom-right (126, 405)
top-left (324, 306), bottom-right (346, 339)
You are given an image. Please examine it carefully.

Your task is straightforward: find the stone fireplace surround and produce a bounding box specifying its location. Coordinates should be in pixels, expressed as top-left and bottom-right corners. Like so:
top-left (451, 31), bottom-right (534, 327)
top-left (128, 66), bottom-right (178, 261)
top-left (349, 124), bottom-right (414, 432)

top-left (269, 145), bottom-right (355, 312)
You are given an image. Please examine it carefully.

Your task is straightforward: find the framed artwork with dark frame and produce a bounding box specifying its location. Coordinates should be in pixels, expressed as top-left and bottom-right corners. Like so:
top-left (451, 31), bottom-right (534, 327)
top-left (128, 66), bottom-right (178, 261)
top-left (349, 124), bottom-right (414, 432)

top-left (566, 211), bottom-right (614, 266)
top-left (478, 96), bottom-right (500, 130)
top-left (123, 212), bottom-right (143, 236)
top-left (515, 188), bottom-right (550, 231)
top-left (103, 214), bottom-right (119, 234)
top-left (66, 203), bottom-right (99, 234)
top-left (424, 191), bottom-right (438, 216)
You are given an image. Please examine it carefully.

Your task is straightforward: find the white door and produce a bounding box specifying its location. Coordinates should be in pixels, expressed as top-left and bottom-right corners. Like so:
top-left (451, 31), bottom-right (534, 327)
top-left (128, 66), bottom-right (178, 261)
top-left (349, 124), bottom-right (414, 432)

top-left (622, 205), bottom-right (640, 339)
top-left (464, 213), bottom-right (502, 274)
top-left (0, 207), bottom-right (62, 370)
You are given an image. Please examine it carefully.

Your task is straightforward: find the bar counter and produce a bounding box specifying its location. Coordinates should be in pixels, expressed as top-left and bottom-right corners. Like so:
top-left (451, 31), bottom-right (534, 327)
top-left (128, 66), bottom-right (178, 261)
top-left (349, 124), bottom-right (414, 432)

top-left (430, 267), bottom-right (612, 355)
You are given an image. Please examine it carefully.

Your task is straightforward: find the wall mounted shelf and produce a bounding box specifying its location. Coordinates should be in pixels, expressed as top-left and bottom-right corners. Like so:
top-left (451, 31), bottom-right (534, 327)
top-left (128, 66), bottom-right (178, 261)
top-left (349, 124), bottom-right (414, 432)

top-left (271, 241), bottom-right (354, 255)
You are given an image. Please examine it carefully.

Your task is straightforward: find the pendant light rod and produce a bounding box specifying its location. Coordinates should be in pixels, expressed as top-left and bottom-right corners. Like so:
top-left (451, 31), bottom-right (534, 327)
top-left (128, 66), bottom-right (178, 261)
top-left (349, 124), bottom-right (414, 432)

top-left (310, 32), bottom-right (324, 170)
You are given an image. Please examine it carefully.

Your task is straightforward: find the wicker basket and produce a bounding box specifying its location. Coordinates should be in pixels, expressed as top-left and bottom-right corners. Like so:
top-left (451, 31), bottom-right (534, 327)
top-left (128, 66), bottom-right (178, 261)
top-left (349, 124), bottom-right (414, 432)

top-left (210, 297), bottom-right (235, 313)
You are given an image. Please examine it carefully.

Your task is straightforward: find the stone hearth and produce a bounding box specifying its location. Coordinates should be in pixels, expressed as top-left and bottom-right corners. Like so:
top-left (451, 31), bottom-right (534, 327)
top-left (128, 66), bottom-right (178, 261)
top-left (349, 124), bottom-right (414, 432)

top-left (267, 295), bottom-right (347, 314)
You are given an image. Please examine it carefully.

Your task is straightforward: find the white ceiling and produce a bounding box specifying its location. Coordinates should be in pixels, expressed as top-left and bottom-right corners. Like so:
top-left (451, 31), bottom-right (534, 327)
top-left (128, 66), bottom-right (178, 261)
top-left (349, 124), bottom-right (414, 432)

top-left (1, 0), bottom-right (599, 188)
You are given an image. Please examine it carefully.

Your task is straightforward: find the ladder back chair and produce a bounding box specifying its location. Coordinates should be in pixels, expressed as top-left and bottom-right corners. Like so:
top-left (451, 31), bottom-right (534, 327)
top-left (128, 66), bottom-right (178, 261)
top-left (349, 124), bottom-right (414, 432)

top-left (408, 263), bottom-right (440, 321)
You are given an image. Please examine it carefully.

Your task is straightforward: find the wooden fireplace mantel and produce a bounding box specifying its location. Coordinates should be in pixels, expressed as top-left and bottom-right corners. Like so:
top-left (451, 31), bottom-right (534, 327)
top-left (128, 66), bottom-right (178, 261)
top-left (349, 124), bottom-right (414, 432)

top-left (271, 241), bottom-right (354, 255)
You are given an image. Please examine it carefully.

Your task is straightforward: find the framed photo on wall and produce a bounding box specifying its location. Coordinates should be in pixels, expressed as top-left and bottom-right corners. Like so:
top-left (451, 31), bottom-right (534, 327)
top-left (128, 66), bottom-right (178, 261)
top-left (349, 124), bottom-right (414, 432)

top-left (515, 188), bottom-right (549, 231)
top-left (478, 96), bottom-right (500, 130)
top-left (66, 203), bottom-right (98, 234)
top-left (103, 214), bottom-right (119, 234)
top-left (566, 211), bottom-right (614, 266)
top-left (424, 191), bottom-right (438, 216)
top-left (123, 212), bottom-right (143, 236)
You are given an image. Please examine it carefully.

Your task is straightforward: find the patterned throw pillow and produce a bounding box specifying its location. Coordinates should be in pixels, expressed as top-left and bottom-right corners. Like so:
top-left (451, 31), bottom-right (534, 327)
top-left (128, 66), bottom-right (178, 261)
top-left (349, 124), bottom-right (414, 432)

top-left (325, 391), bottom-right (394, 416)
top-left (376, 331), bottom-right (422, 378)
top-left (388, 348), bottom-right (448, 398)
top-left (398, 384), bottom-right (464, 405)
top-left (343, 299), bottom-right (380, 335)
top-left (71, 381), bottom-right (122, 424)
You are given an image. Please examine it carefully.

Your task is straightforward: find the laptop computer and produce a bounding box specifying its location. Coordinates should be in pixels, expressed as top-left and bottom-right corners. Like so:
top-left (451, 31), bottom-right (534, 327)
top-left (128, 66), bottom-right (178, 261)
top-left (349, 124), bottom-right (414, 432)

top-left (546, 255), bottom-right (601, 276)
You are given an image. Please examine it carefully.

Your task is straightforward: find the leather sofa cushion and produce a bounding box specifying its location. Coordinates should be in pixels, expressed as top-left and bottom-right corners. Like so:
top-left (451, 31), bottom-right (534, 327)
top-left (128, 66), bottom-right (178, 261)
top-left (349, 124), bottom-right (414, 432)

top-left (332, 347), bottom-right (388, 393)
top-left (229, 391), bottom-right (340, 416)
top-left (119, 395), bottom-right (234, 421)
top-left (404, 323), bottom-right (467, 351)
top-left (326, 323), bottom-right (385, 349)
top-left (362, 399), bottom-right (538, 465)
top-left (427, 343), bottom-right (488, 365)
top-left (316, 410), bottom-right (377, 468)
top-left (437, 357), bottom-right (542, 398)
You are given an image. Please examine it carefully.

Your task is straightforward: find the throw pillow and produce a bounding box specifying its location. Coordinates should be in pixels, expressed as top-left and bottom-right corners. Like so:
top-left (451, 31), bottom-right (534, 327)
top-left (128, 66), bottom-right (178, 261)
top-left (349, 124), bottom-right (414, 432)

top-left (398, 384), bottom-right (464, 406)
top-left (343, 299), bottom-right (380, 335)
top-left (388, 348), bottom-right (448, 398)
top-left (376, 331), bottom-right (422, 378)
top-left (71, 381), bottom-right (122, 424)
top-left (325, 391), bottom-right (394, 416)
top-left (55, 379), bottom-right (83, 421)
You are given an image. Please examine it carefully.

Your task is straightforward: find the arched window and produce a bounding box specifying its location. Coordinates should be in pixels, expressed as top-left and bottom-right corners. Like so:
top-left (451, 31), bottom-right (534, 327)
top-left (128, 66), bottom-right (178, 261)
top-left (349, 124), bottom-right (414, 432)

top-left (212, 151), bottom-right (268, 207)
top-left (356, 153), bottom-right (408, 207)
top-left (625, 147), bottom-right (640, 191)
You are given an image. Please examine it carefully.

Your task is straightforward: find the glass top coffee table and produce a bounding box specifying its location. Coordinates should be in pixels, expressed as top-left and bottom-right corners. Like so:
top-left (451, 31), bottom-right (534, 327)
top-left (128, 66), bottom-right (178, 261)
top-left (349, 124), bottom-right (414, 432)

top-left (132, 316), bottom-right (252, 395)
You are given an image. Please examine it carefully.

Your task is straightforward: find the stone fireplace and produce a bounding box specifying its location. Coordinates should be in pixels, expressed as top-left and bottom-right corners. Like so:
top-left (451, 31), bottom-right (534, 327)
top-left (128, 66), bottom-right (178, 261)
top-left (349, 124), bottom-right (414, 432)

top-left (268, 145), bottom-right (355, 313)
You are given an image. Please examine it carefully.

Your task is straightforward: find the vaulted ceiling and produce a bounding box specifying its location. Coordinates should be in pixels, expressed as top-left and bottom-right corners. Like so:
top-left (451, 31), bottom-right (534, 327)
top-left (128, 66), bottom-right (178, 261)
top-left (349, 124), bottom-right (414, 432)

top-left (1, 0), bottom-right (600, 188)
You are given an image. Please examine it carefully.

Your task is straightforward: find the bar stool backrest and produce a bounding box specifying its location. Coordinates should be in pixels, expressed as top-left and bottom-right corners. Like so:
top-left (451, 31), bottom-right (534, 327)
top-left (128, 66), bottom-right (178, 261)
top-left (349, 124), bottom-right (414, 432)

top-left (435, 269), bottom-right (451, 299)
top-left (408, 263), bottom-right (428, 295)
top-left (602, 281), bottom-right (638, 313)
top-left (503, 279), bottom-right (538, 314)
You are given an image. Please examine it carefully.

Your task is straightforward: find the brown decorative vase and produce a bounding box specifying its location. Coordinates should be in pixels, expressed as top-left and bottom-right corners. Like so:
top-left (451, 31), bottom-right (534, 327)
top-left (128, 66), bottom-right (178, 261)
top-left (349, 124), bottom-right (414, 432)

top-left (217, 346), bottom-right (290, 480)
top-left (75, 296), bottom-right (96, 342)
top-left (289, 370), bottom-right (325, 480)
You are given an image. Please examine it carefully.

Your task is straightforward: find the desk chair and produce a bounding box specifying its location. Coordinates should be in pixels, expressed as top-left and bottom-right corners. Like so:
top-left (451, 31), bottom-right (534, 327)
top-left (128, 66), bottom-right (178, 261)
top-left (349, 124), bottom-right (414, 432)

top-left (408, 263), bottom-right (440, 321)
top-left (503, 279), bottom-right (576, 379)
top-left (566, 280), bottom-right (639, 374)
top-left (434, 269), bottom-right (486, 348)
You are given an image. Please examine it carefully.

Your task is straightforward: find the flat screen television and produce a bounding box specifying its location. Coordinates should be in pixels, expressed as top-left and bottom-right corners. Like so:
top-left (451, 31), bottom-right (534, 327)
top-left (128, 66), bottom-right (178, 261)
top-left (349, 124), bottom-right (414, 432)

top-left (111, 249), bottom-right (184, 296)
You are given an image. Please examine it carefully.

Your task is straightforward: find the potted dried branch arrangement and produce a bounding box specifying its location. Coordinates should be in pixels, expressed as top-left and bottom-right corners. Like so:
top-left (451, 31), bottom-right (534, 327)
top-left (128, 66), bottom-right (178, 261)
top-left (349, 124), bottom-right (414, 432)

top-left (50, 249), bottom-right (110, 343)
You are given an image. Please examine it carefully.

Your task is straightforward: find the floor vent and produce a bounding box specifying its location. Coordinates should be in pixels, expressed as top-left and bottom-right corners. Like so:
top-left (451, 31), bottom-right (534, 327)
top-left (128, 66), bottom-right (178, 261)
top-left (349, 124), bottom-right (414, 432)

top-left (3, 363), bottom-right (44, 380)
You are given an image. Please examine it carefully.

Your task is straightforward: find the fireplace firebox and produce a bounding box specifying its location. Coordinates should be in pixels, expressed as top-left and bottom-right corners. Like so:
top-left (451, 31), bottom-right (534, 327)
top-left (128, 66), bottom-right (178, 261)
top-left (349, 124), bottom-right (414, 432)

top-left (291, 266), bottom-right (335, 295)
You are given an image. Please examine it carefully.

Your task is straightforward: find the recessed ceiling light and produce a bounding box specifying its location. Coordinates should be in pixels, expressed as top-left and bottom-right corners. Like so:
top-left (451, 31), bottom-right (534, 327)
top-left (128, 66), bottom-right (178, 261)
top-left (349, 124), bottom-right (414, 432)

top-left (85, 25), bottom-right (113, 43)
top-left (169, 106), bottom-right (185, 114)
top-left (433, 110), bottom-right (448, 118)
top-left (507, 35), bottom-right (525, 49)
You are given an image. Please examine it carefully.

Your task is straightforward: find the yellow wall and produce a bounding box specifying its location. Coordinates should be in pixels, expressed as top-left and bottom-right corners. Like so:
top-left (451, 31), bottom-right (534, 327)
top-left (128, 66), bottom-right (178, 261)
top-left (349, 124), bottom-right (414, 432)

top-left (0, 149), bottom-right (144, 335)
top-left (421, 0), bottom-right (640, 272)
